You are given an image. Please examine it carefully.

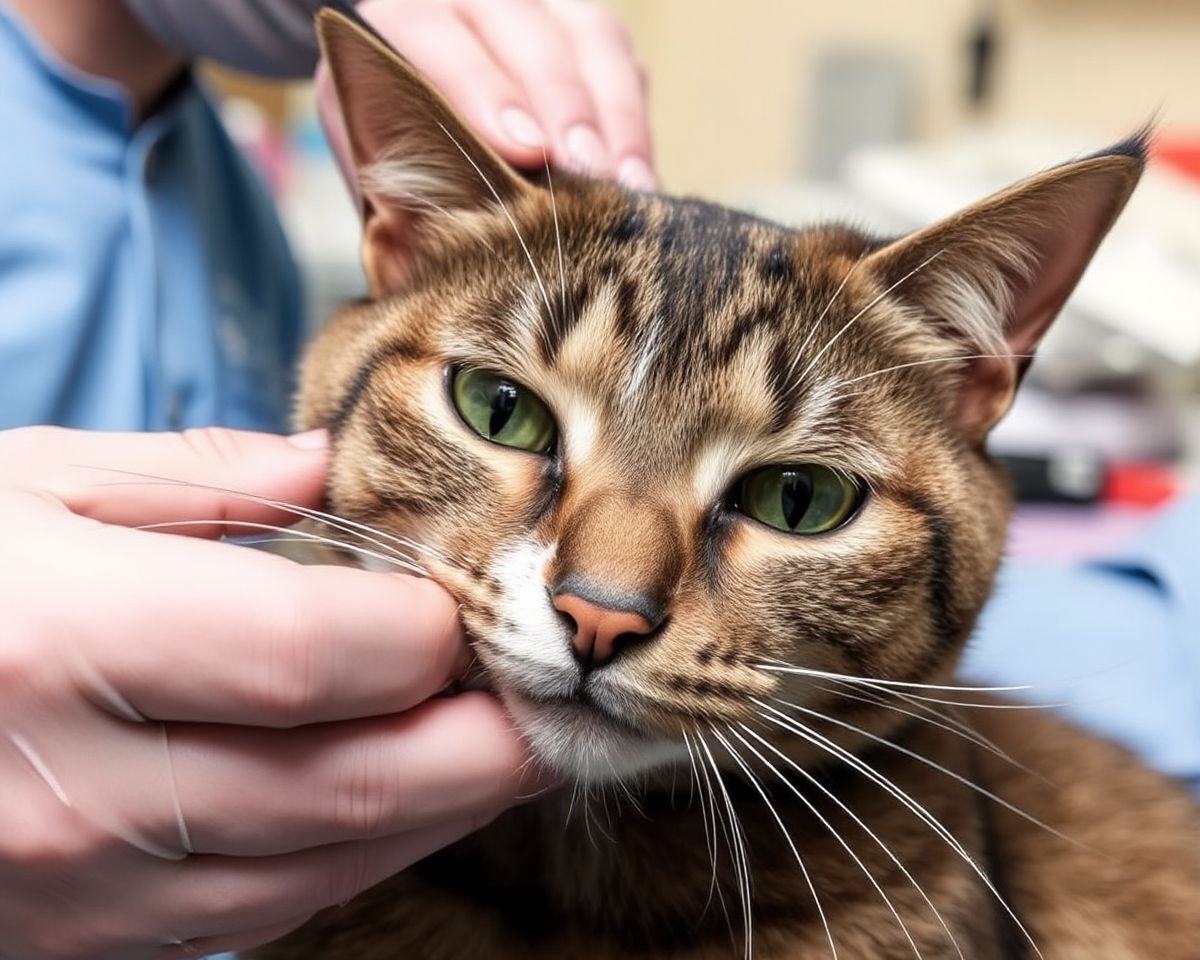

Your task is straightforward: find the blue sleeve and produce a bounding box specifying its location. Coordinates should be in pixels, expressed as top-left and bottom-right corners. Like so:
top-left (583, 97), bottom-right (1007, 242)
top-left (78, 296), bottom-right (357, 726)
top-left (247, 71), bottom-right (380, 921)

top-left (0, 5), bottom-right (304, 432)
top-left (962, 493), bottom-right (1200, 793)
top-left (124, 0), bottom-right (331, 77)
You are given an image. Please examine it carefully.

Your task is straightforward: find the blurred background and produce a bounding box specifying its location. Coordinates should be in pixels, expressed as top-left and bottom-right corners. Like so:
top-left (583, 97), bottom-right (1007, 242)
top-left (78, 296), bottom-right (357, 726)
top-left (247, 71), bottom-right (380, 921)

top-left (207, 0), bottom-right (1200, 558)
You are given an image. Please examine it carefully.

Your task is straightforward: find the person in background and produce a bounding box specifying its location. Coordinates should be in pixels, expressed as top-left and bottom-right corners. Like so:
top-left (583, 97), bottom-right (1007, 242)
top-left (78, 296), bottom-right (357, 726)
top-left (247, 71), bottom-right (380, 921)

top-left (0, 1), bottom-right (651, 958)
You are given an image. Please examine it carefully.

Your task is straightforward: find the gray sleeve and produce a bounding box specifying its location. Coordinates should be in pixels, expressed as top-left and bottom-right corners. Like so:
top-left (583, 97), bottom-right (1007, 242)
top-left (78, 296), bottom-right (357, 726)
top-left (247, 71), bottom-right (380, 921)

top-left (124, 0), bottom-right (350, 77)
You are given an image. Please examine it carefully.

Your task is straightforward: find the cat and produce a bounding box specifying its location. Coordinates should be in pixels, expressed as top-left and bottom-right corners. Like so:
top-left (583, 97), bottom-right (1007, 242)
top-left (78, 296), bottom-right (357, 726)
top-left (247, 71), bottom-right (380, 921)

top-left (250, 8), bottom-right (1200, 959)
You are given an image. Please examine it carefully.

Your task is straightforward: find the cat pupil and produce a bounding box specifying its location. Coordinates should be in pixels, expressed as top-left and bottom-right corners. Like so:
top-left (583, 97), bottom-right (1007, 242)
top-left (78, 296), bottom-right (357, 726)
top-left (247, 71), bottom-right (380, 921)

top-left (780, 470), bottom-right (814, 530)
top-left (488, 382), bottom-right (520, 438)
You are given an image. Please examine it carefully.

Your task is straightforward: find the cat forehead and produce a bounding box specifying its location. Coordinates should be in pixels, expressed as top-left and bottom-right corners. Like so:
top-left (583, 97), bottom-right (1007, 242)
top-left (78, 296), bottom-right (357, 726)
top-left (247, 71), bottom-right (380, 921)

top-left (417, 188), bottom-right (907, 483)
top-left (438, 185), bottom-right (890, 382)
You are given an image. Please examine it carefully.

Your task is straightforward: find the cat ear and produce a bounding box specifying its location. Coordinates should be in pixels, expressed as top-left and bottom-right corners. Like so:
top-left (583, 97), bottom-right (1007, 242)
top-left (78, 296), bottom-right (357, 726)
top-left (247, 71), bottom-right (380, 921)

top-left (316, 8), bottom-right (534, 296)
top-left (863, 137), bottom-right (1146, 442)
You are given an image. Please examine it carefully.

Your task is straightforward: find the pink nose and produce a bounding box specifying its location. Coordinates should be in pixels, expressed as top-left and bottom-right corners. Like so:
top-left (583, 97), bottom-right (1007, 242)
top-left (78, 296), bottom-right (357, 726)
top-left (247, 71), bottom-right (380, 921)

top-left (552, 593), bottom-right (655, 667)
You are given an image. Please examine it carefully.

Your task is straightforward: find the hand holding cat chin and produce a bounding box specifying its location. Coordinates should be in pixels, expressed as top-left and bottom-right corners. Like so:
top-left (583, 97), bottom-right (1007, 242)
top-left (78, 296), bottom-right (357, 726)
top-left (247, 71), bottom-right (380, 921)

top-left (317, 0), bottom-right (657, 194)
top-left (0, 425), bottom-right (544, 960)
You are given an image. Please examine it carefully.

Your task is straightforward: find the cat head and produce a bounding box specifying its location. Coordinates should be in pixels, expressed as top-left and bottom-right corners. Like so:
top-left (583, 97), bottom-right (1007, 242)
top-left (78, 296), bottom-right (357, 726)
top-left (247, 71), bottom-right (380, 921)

top-left (306, 9), bottom-right (1143, 784)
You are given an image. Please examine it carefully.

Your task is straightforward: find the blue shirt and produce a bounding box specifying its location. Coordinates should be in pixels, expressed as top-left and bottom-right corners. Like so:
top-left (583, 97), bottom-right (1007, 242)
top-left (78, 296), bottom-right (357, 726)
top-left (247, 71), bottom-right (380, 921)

top-left (964, 493), bottom-right (1200, 795)
top-left (0, 4), bottom-right (303, 432)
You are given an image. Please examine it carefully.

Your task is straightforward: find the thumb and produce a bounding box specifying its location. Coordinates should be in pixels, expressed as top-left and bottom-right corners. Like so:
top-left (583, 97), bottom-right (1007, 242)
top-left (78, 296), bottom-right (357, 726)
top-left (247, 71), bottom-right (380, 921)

top-left (0, 425), bottom-right (331, 535)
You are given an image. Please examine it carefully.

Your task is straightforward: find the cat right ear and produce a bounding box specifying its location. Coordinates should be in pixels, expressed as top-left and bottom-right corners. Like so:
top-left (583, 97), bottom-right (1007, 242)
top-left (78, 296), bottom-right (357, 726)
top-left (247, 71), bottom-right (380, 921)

top-left (316, 8), bottom-right (533, 296)
top-left (862, 137), bottom-right (1145, 443)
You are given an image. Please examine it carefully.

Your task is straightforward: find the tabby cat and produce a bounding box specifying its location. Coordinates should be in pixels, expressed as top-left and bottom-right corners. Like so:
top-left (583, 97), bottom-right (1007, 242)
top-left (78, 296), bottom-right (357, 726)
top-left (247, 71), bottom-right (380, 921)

top-left (253, 9), bottom-right (1200, 959)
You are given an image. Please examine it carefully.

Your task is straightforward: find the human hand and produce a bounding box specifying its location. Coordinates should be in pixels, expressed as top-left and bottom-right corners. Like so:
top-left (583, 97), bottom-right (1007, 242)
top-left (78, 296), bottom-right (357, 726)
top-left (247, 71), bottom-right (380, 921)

top-left (0, 426), bottom-right (539, 960)
top-left (316, 0), bottom-right (656, 194)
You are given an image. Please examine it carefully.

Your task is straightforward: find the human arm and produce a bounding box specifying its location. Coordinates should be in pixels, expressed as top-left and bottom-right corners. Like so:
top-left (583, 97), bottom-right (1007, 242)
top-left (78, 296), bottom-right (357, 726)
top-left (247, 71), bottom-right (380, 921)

top-left (0, 426), bottom-right (541, 960)
top-left (123, 0), bottom-right (656, 187)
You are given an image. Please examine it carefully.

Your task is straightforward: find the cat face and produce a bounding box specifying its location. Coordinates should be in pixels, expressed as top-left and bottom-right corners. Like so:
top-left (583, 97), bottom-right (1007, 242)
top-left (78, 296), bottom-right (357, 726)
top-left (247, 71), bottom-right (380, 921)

top-left (306, 10), bottom-right (1143, 784)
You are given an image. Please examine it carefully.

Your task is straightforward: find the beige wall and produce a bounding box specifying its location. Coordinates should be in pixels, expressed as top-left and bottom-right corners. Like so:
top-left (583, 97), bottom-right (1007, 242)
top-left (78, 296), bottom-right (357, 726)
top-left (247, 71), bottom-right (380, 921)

top-left (608, 0), bottom-right (1200, 202)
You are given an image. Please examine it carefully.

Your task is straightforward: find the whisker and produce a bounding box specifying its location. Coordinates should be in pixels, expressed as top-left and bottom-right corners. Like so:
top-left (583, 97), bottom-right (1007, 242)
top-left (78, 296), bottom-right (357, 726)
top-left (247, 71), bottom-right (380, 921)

top-left (544, 156), bottom-right (568, 325)
top-left (710, 725), bottom-right (839, 960)
top-left (732, 722), bottom-right (967, 960)
top-left (767, 694), bottom-right (1075, 846)
top-left (754, 659), bottom-right (1035, 700)
top-left (135, 520), bottom-right (427, 575)
top-left (434, 121), bottom-right (556, 331)
top-left (816, 682), bottom-right (1031, 775)
top-left (80, 467), bottom-right (454, 566)
top-left (682, 731), bottom-right (724, 912)
top-left (752, 699), bottom-right (1044, 960)
top-left (695, 731), bottom-right (755, 960)
top-left (787, 255), bottom-right (860, 383)
top-left (795, 250), bottom-right (944, 387)
top-left (730, 723), bottom-right (957, 960)
top-left (833, 353), bottom-right (1035, 388)
top-left (685, 730), bottom-right (737, 932)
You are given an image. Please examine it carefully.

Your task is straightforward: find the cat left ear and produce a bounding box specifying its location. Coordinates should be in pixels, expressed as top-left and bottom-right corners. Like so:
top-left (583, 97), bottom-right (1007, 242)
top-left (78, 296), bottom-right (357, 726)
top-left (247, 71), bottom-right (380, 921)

top-left (863, 136), bottom-right (1146, 442)
top-left (316, 8), bottom-right (534, 296)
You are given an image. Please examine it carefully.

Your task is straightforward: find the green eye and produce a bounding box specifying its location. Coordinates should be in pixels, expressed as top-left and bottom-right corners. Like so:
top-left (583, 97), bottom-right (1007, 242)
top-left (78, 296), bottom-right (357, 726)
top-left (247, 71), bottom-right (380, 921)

top-left (451, 368), bottom-right (557, 454)
top-left (734, 464), bottom-right (861, 535)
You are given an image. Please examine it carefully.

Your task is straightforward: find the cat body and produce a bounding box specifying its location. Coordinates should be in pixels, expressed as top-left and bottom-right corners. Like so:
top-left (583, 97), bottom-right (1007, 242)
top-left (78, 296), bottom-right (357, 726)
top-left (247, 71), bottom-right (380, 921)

top-left (251, 10), bottom-right (1200, 959)
top-left (264, 706), bottom-right (1200, 959)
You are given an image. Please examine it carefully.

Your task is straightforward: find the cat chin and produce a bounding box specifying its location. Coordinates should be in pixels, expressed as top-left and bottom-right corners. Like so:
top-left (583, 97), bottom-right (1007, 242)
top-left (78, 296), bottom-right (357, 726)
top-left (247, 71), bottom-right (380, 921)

top-left (503, 690), bottom-right (691, 785)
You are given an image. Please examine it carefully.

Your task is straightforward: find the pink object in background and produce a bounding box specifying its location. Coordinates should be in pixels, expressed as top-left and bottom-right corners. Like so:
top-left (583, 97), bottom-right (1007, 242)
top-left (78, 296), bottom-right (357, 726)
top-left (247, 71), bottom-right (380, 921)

top-left (1007, 504), bottom-right (1162, 562)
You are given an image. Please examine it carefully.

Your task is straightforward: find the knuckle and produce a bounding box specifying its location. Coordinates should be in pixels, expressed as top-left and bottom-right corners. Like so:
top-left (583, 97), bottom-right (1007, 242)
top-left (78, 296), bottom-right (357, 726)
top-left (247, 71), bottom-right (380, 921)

top-left (327, 735), bottom-right (397, 837)
top-left (178, 426), bottom-right (250, 476)
top-left (252, 588), bottom-right (336, 725)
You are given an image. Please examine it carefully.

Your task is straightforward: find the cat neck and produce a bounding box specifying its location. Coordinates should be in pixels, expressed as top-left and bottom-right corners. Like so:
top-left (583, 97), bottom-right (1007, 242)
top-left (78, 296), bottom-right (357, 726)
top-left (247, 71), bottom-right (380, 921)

top-left (411, 719), bottom-right (1017, 958)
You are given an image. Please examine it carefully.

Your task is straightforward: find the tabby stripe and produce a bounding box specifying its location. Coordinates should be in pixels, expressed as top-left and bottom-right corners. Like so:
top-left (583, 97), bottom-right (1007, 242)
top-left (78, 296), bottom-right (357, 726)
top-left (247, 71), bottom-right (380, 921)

top-left (895, 490), bottom-right (962, 656)
top-left (326, 342), bottom-right (422, 436)
top-left (968, 748), bottom-right (1032, 960)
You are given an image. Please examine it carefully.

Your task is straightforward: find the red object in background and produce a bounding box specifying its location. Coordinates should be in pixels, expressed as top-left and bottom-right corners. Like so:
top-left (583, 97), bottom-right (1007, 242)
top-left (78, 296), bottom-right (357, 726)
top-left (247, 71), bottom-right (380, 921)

top-left (1155, 137), bottom-right (1200, 185)
top-left (1103, 461), bottom-right (1180, 509)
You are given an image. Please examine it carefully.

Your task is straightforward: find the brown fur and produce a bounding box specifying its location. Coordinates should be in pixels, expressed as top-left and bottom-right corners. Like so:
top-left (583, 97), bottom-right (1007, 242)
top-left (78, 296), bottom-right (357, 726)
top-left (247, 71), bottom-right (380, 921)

top-left (250, 10), bottom-right (1200, 959)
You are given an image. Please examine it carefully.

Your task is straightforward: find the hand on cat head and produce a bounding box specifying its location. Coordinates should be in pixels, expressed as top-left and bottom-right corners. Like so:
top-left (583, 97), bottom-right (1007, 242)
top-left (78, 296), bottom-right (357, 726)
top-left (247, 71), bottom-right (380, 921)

top-left (315, 0), bottom-right (657, 210)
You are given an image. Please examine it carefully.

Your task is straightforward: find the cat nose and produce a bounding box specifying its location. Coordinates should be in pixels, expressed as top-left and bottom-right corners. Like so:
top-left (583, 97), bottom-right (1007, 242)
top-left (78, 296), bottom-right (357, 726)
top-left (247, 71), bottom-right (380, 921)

top-left (552, 591), bottom-right (661, 668)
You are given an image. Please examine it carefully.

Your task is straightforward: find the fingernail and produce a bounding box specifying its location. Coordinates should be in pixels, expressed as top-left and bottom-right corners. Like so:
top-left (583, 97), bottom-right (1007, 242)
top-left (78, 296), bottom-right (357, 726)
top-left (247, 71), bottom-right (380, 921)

top-left (287, 428), bottom-right (329, 450)
top-left (564, 124), bottom-right (611, 175)
top-left (617, 156), bottom-right (657, 191)
top-left (500, 107), bottom-right (546, 149)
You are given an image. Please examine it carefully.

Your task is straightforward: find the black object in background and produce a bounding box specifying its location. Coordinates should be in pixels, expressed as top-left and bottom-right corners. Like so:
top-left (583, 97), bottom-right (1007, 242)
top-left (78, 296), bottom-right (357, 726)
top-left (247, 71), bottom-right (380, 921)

top-left (996, 451), bottom-right (1106, 505)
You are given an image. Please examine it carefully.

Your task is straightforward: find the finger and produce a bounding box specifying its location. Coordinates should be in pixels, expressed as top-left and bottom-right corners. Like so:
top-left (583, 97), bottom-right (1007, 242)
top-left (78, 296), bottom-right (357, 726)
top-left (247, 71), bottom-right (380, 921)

top-left (547, 0), bottom-right (656, 189)
top-left (62, 534), bottom-right (470, 724)
top-left (0, 425), bottom-right (330, 537)
top-left (451, 0), bottom-right (612, 177)
top-left (151, 813), bottom-right (496, 946)
top-left (166, 693), bottom-right (545, 855)
top-left (357, 0), bottom-right (552, 170)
